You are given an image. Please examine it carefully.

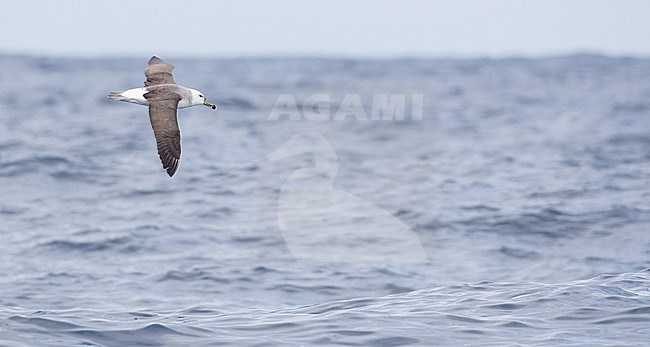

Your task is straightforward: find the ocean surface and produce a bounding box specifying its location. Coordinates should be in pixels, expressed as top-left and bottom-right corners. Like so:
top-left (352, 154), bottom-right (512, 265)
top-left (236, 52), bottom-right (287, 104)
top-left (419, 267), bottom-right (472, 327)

top-left (0, 54), bottom-right (649, 346)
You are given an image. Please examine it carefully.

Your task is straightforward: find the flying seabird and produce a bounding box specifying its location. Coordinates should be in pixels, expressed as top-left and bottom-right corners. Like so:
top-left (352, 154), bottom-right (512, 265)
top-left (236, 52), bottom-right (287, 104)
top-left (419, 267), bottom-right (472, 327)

top-left (108, 56), bottom-right (216, 177)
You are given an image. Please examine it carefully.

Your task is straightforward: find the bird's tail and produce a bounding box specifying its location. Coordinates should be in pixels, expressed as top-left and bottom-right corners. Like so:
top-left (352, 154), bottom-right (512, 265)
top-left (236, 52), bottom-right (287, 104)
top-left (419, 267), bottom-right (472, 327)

top-left (107, 91), bottom-right (125, 101)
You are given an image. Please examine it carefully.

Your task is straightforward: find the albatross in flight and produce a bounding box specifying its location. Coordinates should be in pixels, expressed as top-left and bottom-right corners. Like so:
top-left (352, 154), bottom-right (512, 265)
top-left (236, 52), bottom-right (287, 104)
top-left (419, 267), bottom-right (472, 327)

top-left (108, 56), bottom-right (216, 177)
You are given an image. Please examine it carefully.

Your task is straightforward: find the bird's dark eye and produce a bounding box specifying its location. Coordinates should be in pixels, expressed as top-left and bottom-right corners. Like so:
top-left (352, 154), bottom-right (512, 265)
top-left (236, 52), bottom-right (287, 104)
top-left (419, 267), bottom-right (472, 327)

top-left (199, 94), bottom-right (203, 98)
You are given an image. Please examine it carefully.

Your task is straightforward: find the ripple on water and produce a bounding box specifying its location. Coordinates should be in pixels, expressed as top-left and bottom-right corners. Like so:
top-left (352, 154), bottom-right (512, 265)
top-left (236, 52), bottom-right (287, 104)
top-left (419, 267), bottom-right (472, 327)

top-left (1, 270), bottom-right (650, 345)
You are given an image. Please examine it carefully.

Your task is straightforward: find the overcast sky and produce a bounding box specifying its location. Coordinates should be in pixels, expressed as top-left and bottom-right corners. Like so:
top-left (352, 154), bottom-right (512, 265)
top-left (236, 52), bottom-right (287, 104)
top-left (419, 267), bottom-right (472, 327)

top-left (1, 0), bottom-right (649, 58)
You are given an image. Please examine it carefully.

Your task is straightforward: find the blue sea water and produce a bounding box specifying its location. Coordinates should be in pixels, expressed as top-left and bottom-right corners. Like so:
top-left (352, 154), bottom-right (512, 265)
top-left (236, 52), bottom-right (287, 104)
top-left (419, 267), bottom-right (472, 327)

top-left (0, 54), bottom-right (649, 346)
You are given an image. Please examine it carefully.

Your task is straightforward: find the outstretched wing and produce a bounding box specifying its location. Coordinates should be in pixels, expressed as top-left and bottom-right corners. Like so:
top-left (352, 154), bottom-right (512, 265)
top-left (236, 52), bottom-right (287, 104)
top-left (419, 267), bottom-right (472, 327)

top-left (144, 88), bottom-right (182, 177)
top-left (144, 56), bottom-right (176, 86)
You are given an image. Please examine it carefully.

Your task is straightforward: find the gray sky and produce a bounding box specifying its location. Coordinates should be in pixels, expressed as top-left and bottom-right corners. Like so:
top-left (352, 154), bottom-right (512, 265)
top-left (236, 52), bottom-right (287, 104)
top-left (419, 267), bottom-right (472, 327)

top-left (1, 0), bottom-right (649, 58)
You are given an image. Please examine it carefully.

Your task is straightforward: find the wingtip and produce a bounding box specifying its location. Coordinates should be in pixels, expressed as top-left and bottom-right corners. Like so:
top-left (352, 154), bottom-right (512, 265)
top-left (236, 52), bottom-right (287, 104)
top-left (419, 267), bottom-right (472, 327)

top-left (149, 56), bottom-right (167, 65)
top-left (165, 158), bottom-right (179, 177)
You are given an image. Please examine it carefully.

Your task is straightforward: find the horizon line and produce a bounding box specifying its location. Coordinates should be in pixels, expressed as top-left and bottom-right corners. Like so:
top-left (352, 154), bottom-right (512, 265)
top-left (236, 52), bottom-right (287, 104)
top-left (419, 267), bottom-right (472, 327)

top-left (1, 50), bottom-right (650, 61)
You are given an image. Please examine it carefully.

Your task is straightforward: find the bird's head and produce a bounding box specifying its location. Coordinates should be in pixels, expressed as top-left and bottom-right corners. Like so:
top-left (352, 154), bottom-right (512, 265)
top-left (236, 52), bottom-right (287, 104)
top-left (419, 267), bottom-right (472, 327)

top-left (192, 89), bottom-right (217, 110)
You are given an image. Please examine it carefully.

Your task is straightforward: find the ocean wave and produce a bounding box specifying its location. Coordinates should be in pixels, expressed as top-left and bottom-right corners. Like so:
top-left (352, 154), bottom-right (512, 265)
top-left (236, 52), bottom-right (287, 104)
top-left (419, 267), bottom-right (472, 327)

top-left (1, 270), bottom-right (649, 346)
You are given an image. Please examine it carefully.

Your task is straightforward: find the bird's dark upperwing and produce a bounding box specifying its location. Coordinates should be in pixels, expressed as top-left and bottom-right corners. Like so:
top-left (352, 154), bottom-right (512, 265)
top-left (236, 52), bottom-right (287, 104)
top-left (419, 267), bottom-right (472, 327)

top-left (144, 88), bottom-right (182, 177)
top-left (144, 56), bottom-right (176, 86)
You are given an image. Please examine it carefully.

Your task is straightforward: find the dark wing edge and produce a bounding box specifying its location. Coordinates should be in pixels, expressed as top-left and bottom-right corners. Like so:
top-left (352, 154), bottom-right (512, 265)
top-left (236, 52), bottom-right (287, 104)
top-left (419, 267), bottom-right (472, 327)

top-left (144, 56), bottom-right (176, 86)
top-left (145, 90), bottom-right (182, 177)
